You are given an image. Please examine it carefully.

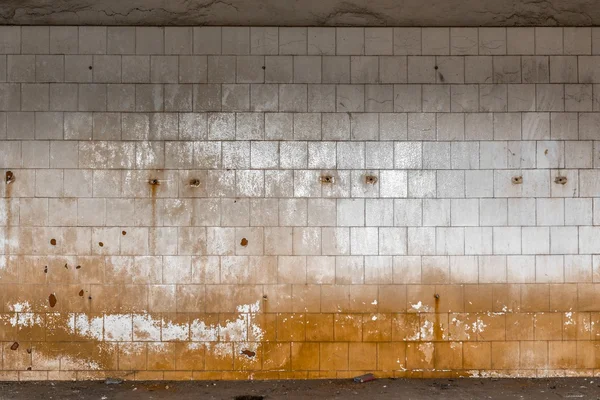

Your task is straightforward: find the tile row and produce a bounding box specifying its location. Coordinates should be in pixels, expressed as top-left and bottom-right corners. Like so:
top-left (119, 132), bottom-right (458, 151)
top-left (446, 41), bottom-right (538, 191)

top-left (3, 196), bottom-right (600, 227)
top-left (2, 112), bottom-right (600, 141)
top-left (2, 224), bottom-right (600, 259)
top-left (3, 139), bottom-right (600, 170)
top-left (3, 83), bottom-right (600, 113)
top-left (0, 341), bottom-right (598, 376)
top-left (2, 26), bottom-right (600, 56)
top-left (2, 168), bottom-right (600, 198)
top-left (1, 282), bottom-right (600, 313)
top-left (3, 55), bottom-right (600, 85)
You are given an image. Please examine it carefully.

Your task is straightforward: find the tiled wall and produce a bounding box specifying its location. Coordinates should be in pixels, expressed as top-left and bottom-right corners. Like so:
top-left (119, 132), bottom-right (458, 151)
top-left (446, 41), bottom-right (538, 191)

top-left (1, 26), bottom-right (600, 380)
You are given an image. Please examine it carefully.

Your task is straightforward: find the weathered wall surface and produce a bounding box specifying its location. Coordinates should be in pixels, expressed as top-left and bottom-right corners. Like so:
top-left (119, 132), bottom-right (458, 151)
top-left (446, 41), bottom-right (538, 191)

top-left (0, 0), bottom-right (598, 26)
top-left (1, 26), bottom-right (600, 381)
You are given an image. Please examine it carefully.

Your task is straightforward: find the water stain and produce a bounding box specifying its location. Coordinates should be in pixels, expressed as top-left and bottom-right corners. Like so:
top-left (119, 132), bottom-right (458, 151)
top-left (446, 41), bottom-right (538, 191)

top-left (433, 294), bottom-right (442, 341)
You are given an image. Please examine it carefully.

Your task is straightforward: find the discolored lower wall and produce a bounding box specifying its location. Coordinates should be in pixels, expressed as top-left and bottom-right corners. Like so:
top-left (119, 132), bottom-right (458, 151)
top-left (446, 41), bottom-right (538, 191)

top-left (1, 26), bottom-right (600, 380)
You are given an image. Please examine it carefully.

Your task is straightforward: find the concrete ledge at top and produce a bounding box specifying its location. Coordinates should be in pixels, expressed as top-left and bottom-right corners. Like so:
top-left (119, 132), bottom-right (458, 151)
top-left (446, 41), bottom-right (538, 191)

top-left (0, 0), bottom-right (597, 26)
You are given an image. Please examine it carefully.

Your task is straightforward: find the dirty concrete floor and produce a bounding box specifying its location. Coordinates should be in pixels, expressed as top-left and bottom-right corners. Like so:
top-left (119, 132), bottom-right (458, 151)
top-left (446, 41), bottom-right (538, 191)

top-left (1, 378), bottom-right (600, 399)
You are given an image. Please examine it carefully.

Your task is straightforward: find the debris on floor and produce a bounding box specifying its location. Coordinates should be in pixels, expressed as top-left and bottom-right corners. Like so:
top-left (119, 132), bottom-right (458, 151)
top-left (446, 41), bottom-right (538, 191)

top-left (353, 373), bottom-right (376, 383)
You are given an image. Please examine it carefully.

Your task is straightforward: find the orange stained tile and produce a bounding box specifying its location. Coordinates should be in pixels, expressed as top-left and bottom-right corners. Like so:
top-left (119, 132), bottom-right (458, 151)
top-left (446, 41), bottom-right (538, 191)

top-left (305, 313), bottom-right (334, 341)
top-left (45, 313), bottom-right (75, 342)
top-left (548, 341), bottom-right (577, 369)
top-left (18, 370), bottom-right (48, 381)
top-left (262, 342), bottom-right (291, 371)
top-left (562, 312), bottom-right (591, 341)
top-left (520, 284), bottom-right (550, 312)
top-left (18, 256), bottom-right (47, 284)
top-left (250, 371), bottom-right (283, 379)
top-left (74, 256), bottom-right (106, 285)
top-left (519, 341), bottom-right (548, 369)
top-left (233, 342), bottom-right (262, 371)
top-left (132, 313), bottom-right (161, 342)
top-left (591, 312), bottom-right (600, 340)
top-left (307, 371), bottom-right (333, 379)
top-left (0, 256), bottom-right (19, 284)
top-left (163, 371), bottom-right (194, 380)
top-left (333, 313), bottom-right (363, 342)
top-left (418, 313), bottom-right (449, 341)
top-left (133, 371), bottom-right (164, 380)
top-left (204, 342), bottom-right (234, 371)
top-left (46, 257), bottom-right (79, 285)
top-left (492, 284), bottom-right (521, 312)
top-left (280, 371), bottom-right (309, 379)
top-left (463, 284), bottom-right (493, 312)
top-left (291, 284), bottom-right (321, 313)
top-left (117, 342), bottom-right (147, 371)
top-left (14, 314), bottom-right (46, 342)
top-left (3, 341), bottom-right (31, 370)
top-left (319, 342), bottom-right (348, 371)
top-left (147, 342), bottom-right (176, 370)
top-left (248, 312), bottom-right (277, 342)
top-left (174, 342), bottom-right (205, 370)
top-left (378, 284), bottom-right (407, 312)
top-left (576, 341), bottom-right (597, 369)
top-left (577, 284), bottom-right (600, 312)
top-left (276, 313), bottom-right (306, 341)
top-left (219, 313), bottom-right (248, 342)
top-left (405, 342), bottom-right (435, 370)
top-left (406, 285), bottom-right (436, 313)
top-left (491, 341), bottom-right (519, 370)
top-left (377, 342), bottom-right (406, 371)
top-left (55, 284), bottom-right (92, 314)
top-left (263, 284), bottom-right (292, 313)
top-left (320, 285), bottom-right (378, 313)
top-left (534, 313), bottom-right (563, 340)
top-left (476, 312), bottom-right (506, 341)
top-left (362, 313), bottom-right (392, 341)
top-left (433, 285), bottom-right (464, 313)
top-left (204, 285), bottom-right (263, 313)
top-left (290, 342), bottom-right (319, 371)
top-left (48, 371), bottom-right (77, 381)
top-left (463, 342), bottom-right (491, 370)
top-left (175, 285), bottom-right (205, 313)
top-left (192, 371), bottom-right (223, 380)
top-left (421, 259), bottom-right (449, 284)
top-left (391, 313), bottom-right (420, 341)
top-left (447, 312), bottom-right (476, 341)
top-left (161, 313), bottom-right (190, 342)
top-left (348, 342), bottom-right (377, 370)
top-left (0, 371), bottom-right (18, 381)
top-left (59, 342), bottom-right (118, 371)
top-left (75, 370), bottom-right (129, 380)
top-left (549, 284), bottom-right (577, 311)
top-left (434, 342), bottom-right (462, 370)
top-left (506, 313), bottom-right (534, 341)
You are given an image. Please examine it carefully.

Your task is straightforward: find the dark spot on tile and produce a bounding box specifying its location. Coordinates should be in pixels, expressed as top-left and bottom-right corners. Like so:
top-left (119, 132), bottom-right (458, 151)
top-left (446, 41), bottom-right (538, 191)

top-left (76, 265), bottom-right (81, 269)
top-left (44, 266), bottom-right (48, 273)
top-left (240, 349), bottom-right (256, 358)
top-left (48, 293), bottom-right (57, 308)
top-left (79, 289), bottom-right (84, 297)
top-left (50, 238), bottom-right (56, 246)
top-left (10, 342), bottom-right (18, 351)
top-left (122, 231), bottom-right (127, 236)
top-left (240, 238), bottom-right (248, 247)
top-left (98, 242), bottom-right (104, 247)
